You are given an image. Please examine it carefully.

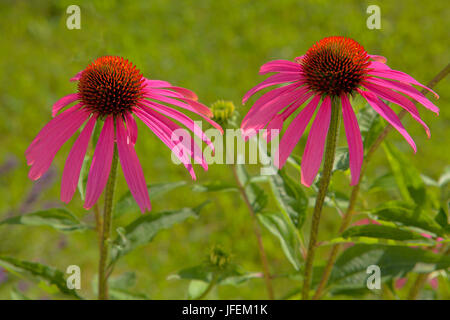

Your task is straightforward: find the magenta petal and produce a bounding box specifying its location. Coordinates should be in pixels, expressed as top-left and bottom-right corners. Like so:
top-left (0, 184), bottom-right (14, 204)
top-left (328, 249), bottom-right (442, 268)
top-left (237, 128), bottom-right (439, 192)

top-left (358, 89), bottom-right (417, 152)
top-left (341, 94), bottom-right (363, 185)
top-left (124, 113), bottom-right (138, 145)
top-left (27, 107), bottom-right (89, 180)
top-left (140, 100), bottom-right (215, 151)
top-left (134, 108), bottom-right (197, 179)
top-left (70, 70), bottom-right (83, 82)
top-left (61, 116), bottom-right (97, 203)
top-left (362, 81), bottom-right (430, 137)
top-left (84, 116), bottom-right (115, 209)
top-left (276, 94), bottom-right (321, 169)
top-left (259, 59), bottom-right (302, 75)
top-left (143, 79), bottom-right (172, 88)
top-left (365, 77), bottom-right (439, 114)
top-left (369, 55), bottom-right (387, 63)
top-left (52, 93), bottom-right (79, 117)
top-left (116, 119), bottom-right (151, 213)
top-left (367, 69), bottom-right (439, 99)
top-left (300, 97), bottom-right (332, 186)
top-left (241, 85), bottom-right (309, 139)
top-left (242, 73), bottom-right (304, 104)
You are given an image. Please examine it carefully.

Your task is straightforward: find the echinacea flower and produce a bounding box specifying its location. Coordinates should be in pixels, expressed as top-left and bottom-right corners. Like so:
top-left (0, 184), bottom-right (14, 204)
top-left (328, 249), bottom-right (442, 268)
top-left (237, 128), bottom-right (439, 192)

top-left (26, 56), bottom-right (222, 212)
top-left (241, 36), bottom-right (439, 186)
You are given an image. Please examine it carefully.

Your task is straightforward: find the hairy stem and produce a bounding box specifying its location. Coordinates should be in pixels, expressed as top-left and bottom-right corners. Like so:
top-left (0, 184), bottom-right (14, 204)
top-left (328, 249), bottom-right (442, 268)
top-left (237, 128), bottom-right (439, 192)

top-left (302, 98), bottom-right (340, 300)
top-left (232, 164), bottom-right (274, 300)
top-left (98, 146), bottom-right (119, 300)
top-left (313, 63), bottom-right (450, 300)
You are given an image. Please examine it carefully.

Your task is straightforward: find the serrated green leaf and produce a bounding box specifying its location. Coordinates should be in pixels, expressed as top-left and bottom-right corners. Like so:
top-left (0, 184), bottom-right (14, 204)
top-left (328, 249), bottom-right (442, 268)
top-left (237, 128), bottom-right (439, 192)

top-left (0, 208), bottom-right (87, 232)
top-left (371, 201), bottom-right (444, 236)
top-left (110, 202), bottom-right (208, 264)
top-left (342, 224), bottom-right (428, 241)
top-left (114, 181), bottom-right (187, 217)
top-left (332, 147), bottom-right (349, 172)
top-left (257, 211), bottom-right (303, 270)
top-left (383, 142), bottom-right (426, 205)
top-left (329, 244), bottom-right (450, 292)
top-left (192, 181), bottom-right (238, 193)
top-left (269, 169), bottom-right (307, 228)
top-left (0, 257), bottom-right (81, 299)
top-left (235, 165), bottom-right (267, 213)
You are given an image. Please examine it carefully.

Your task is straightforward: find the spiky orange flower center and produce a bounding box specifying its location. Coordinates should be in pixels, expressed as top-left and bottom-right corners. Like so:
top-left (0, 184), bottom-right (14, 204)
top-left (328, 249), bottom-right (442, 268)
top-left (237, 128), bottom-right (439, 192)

top-left (78, 56), bottom-right (144, 117)
top-left (300, 36), bottom-right (370, 96)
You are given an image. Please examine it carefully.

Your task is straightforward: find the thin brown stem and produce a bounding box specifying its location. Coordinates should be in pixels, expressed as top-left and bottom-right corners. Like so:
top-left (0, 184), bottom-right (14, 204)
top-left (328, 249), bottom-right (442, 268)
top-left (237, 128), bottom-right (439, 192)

top-left (302, 98), bottom-right (341, 300)
top-left (231, 164), bottom-right (274, 300)
top-left (313, 63), bottom-right (450, 300)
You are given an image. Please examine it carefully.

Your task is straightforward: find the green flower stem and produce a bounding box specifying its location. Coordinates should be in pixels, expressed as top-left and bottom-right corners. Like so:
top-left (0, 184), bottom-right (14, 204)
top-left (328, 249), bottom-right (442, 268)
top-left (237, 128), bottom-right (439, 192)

top-left (302, 97), bottom-right (340, 300)
top-left (231, 164), bottom-right (274, 300)
top-left (98, 145), bottom-right (119, 300)
top-left (313, 63), bottom-right (450, 300)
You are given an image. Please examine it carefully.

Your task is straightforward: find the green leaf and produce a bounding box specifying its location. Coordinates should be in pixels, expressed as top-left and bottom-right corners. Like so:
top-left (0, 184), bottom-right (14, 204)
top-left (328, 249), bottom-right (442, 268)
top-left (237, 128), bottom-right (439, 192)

top-left (342, 224), bottom-right (431, 241)
top-left (187, 280), bottom-right (210, 299)
top-left (383, 142), bottom-right (426, 205)
top-left (438, 166), bottom-right (450, 188)
top-left (10, 287), bottom-right (31, 300)
top-left (110, 202), bottom-right (208, 264)
top-left (367, 173), bottom-right (397, 193)
top-left (192, 181), bottom-right (238, 193)
top-left (114, 181), bottom-right (187, 217)
top-left (358, 105), bottom-right (383, 150)
top-left (257, 211), bottom-right (303, 270)
top-left (168, 264), bottom-right (260, 286)
top-left (329, 244), bottom-right (450, 291)
top-left (0, 208), bottom-right (87, 232)
top-left (269, 169), bottom-right (307, 227)
top-left (435, 207), bottom-right (449, 229)
top-left (371, 201), bottom-right (444, 236)
top-left (235, 164), bottom-right (267, 213)
top-left (332, 147), bottom-right (350, 172)
top-left (0, 257), bottom-right (81, 299)
top-left (77, 155), bottom-right (90, 201)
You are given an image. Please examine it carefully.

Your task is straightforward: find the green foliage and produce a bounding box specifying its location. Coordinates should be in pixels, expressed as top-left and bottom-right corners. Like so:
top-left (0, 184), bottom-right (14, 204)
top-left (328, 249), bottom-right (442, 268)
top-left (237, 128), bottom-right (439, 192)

top-left (0, 208), bottom-right (87, 232)
top-left (110, 202), bottom-right (209, 264)
top-left (329, 244), bottom-right (450, 291)
top-left (257, 212), bottom-right (303, 271)
top-left (235, 165), bottom-right (268, 214)
top-left (0, 257), bottom-right (81, 299)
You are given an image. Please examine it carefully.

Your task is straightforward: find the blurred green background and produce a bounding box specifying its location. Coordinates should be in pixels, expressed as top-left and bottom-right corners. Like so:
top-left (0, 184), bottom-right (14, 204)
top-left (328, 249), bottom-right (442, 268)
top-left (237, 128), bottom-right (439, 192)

top-left (0, 0), bottom-right (448, 299)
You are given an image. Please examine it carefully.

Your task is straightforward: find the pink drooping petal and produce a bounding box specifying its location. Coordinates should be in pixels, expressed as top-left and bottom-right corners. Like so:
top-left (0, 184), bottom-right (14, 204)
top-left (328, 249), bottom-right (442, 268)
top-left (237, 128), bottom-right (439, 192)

top-left (259, 59), bottom-right (302, 75)
top-left (242, 73), bottom-right (304, 104)
top-left (362, 81), bottom-right (430, 137)
top-left (27, 106), bottom-right (89, 180)
top-left (143, 87), bottom-right (185, 99)
top-left (166, 86), bottom-right (198, 100)
top-left (143, 93), bottom-right (222, 133)
top-left (116, 119), bottom-right (151, 213)
top-left (60, 116), bottom-right (97, 203)
top-left (358, 89), bottom-right (417, 152)
top-left (275, 94), bottom-right (321, 169)
top-left (26, 104), bottom-right (83, 156)
top-left (143, 79), bottom-right (172, 88)
top-left (241, 84), bottom-right (308, 139)
top-left (367, 69), bottom-right (439, 99)
top-left (84, 116), bottom-right (115, 209)
top-left (300, 97), bottom-right (332, 186)
top-left (139, 100), bottom-right (215, 151)
top-left (52, 93), bottom-right (79, 117)
top-left (365, 77), bottom-right (439, 114)
top-left (70, 70), bottom-right (83, 82)
top-left (369, 55), bottom-right (387, 63)
top-left (134, 108), bottom-right (197, 179)
top-left (124, 112), bottom-right (138, 145)
top-left (341, 94), bottom-right (363, 186)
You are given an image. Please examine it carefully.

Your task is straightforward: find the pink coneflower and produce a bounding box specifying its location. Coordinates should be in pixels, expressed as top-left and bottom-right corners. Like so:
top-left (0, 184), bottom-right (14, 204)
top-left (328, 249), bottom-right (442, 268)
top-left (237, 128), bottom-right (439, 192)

top-left (26, 56), bottom-right (222, 212)
top-left (242, 36), bottom-right (439, 186)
